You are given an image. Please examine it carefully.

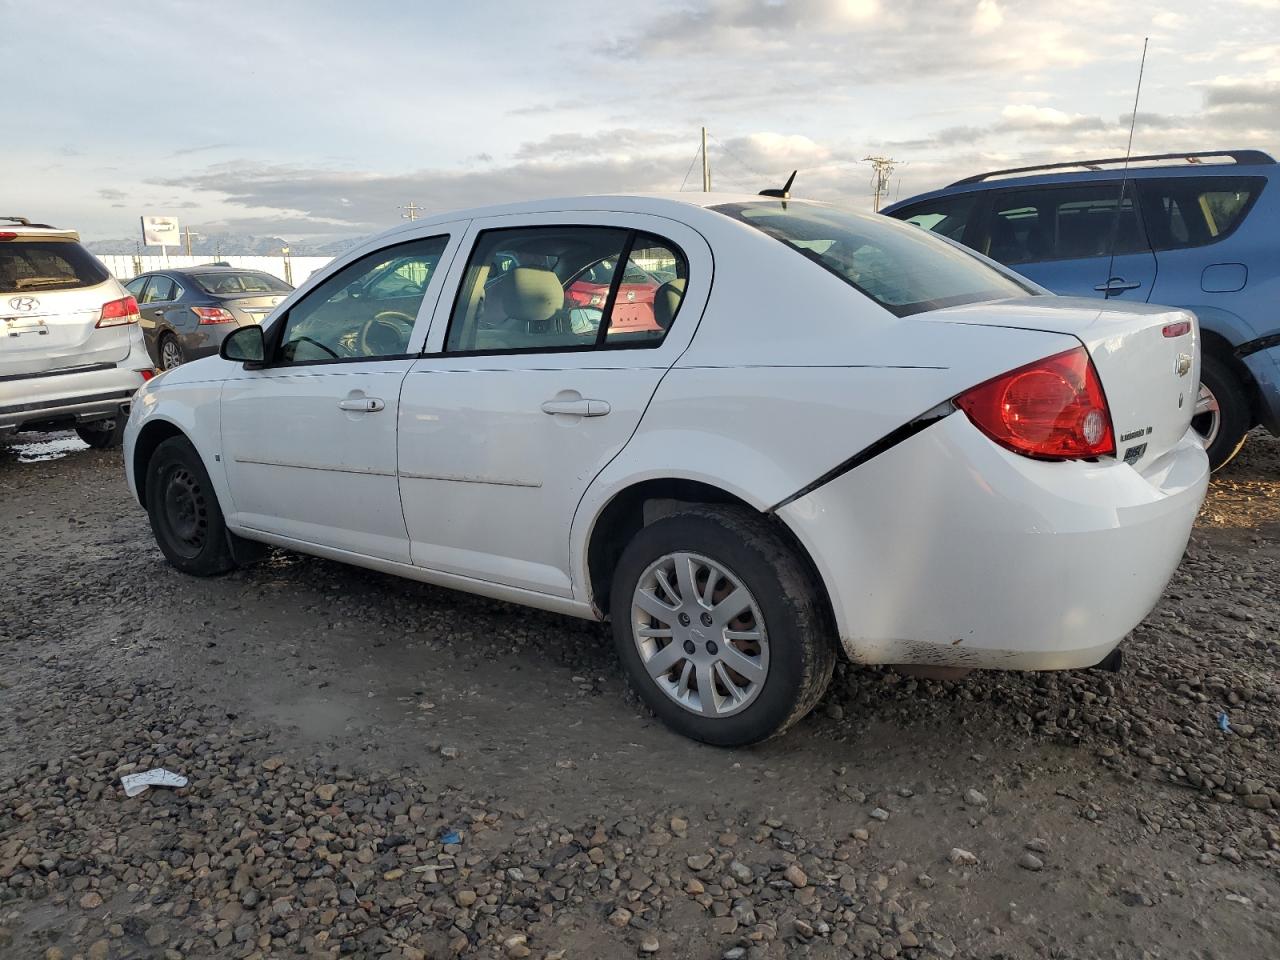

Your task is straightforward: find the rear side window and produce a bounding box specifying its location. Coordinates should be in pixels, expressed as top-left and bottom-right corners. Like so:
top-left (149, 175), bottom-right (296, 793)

top-left (1137, 176), bottom-right (1264, 251)
top-left (893, 194), bottom-right (978, 243)
top-left (984, 182), bottom-right (1145, 265)
top-left (193, 272), bottom-right (292, 295)
top-left (0, 239), bottom-right (110, 294)
top-left (445, 226), bottom-right (688, 353)
top-left (714, 201), bottom-right (1031, 317)
top-left (141, 276), bottom-right (176, 303)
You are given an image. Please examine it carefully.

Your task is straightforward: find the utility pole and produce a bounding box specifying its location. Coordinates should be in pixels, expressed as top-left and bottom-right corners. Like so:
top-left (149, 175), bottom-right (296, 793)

top-left (863, 156), bottom-right (899, 211)
top-left (182, 226), bottom-right (198, 256)
top-left (399, 202), bottom-right (422, 221)
top-left (701, 127), bottom-right (711, 192)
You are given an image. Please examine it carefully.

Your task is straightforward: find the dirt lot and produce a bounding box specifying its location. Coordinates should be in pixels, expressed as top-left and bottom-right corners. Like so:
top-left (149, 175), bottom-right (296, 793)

top-left (1, 429), bottom-right (1278, 960)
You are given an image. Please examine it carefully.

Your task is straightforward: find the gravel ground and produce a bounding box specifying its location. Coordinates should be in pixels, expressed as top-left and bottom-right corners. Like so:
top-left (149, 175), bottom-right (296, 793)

top-left (1, 429), bottom-right (1277, 960)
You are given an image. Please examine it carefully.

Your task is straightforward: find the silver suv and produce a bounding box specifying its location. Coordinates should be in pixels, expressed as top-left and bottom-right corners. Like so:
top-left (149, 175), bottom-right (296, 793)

top-left (1, 217), bottom-right (154, 447)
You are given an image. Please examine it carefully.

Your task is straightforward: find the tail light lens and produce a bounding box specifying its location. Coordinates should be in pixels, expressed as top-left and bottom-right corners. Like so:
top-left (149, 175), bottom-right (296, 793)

top-left (192, 306), bottom-right (236, 325)
top-left (140, 369), bottom-right (156, 381)
top-left (954, 346), bottom-right (1115, 460)
top-left (97, 295), bottom-right (141, 327)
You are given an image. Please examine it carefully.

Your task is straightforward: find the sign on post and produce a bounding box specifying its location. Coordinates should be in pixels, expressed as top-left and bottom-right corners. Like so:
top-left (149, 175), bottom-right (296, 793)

top-left (140, 216), bottom-right (180, 247)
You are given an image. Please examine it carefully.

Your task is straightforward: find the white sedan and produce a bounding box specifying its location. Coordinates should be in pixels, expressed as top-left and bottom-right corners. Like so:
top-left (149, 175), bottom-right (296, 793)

top-left (124, 194), bottom-right (1209, 746)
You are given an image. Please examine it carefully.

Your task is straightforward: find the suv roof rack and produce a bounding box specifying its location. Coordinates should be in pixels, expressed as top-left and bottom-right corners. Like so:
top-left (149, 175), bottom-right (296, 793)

top-left (1, 215), bottom-right (57, 229)
top-left (949, 150), bottom-right (1276, 186)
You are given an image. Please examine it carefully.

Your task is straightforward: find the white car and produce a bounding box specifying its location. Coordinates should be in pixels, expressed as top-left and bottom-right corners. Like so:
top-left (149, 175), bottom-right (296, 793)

top-left (124, 194), bottom-right (1209, 745)
top-left (2, 217), bottom-right (154, 446)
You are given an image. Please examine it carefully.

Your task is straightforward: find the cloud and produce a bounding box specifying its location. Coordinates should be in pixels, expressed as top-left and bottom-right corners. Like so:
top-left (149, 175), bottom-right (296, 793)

top-left (972, 0), bottom-right (1004, 35)
top-left (98, 188), bottom-right (126, 201)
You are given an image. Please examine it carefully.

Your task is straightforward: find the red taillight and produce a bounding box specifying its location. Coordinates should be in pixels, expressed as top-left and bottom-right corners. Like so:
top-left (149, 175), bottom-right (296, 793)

top-left (140, 369), bottom-right (156, 381)
top-left (1162, 320), bottom-right (1191, 338)
top-left (97, 295), bottom-right (141, 328)
top-left (0, 232), bottom-right (17, 241)
top-left (954, 346), bottom-right (1115, 460)
top-left (192, 306), bottom-right (236, 325)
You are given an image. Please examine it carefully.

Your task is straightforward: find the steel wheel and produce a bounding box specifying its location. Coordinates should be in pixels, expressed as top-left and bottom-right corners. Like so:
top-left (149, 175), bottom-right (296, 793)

top-left (161, 465), bottom-right (209, 558)
top-left (160, 336), bottom-right (183, 370)
top-left (1191, 382), bottom-right (1220, 451)
top-left (631, 551), bottom-right (769, 718)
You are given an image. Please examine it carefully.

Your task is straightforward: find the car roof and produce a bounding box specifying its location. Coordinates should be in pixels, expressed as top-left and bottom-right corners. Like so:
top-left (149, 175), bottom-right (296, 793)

top-left (136, 265), bottom-right (278, 278)
top-left (882, 149), bottom-right (1277, 212)
top-left (0, 221), bottom-right (81, 241)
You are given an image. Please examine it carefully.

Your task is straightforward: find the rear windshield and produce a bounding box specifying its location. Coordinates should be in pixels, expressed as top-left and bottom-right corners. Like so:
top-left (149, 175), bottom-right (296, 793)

top-left (191, 271), bottom-right (292, 295)
top-left (713, 201), bottom-right (1035, 317)
top-left (0, 239), bottom-right (110, 294)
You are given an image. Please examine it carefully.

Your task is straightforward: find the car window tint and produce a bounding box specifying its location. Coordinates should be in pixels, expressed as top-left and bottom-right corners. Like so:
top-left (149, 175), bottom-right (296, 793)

top-left (143, 276), bottom-right (176, 303)
top-left (1136, 176), bottom-right (1264, 251)
top-left (986, 183), bottom-right (1145, 265)
top-left (894, 194), bottom-right (978, 243)
top-left (445, 226), bottom-right (630, 353)
top-left (277, 235), bottom-right (448, 364)
top-left (602, 236), bottom-right (687, 346)
top-left (124, 277), bottom-right (148, 297)
top-left (0, 240), bottom-right (110, 294)
top-left (715, 201), bottom-right (1031, 318)
top-left (192, 272), bottom-right (292, 295)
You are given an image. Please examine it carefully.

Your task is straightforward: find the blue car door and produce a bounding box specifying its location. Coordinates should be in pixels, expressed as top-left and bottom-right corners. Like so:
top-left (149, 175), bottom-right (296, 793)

top-left (980, 181), bottom-right (1157, 302)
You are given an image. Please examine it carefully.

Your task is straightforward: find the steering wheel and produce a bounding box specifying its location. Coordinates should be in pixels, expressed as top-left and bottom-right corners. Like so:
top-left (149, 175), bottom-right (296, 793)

top-left (358, 310), bottom-right (416, 356)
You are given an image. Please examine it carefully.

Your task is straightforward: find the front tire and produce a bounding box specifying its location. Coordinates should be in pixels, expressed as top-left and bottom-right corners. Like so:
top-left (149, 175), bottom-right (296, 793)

top-left (1193, 352), bottom-right (1250, 472)
top-left (75, 418), bottom-right (125, 449)
top-left (159, 333), bottom-right (184, 371)
top-left (610, 505), bottom-right (836, 746)
top-left (144, 436), bottom-right (236, 576)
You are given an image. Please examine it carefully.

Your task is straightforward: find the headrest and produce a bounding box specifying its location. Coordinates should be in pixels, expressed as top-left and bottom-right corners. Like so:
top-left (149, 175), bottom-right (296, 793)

top-left (653, 279), bottom-right (686, 330)
top-left (501, 267), bottom-right (563, 324)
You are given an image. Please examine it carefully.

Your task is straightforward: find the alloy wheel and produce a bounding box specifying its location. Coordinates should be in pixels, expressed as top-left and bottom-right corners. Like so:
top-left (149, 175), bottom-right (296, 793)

top-left (161, 339), bottom-right (183, 370)
top-left (1191, 383), bottom-right (1220, 451)
top-left (630, 551), bottom-right (769, 718)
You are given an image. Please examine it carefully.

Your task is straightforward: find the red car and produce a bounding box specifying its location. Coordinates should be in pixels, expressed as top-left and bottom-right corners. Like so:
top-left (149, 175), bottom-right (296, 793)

top-left (565, 259), bottom-right (668, 333)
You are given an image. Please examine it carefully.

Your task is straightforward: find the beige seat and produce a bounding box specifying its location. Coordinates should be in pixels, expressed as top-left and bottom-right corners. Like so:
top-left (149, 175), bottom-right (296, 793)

top-left (472, 267), bottom-right (568, 350)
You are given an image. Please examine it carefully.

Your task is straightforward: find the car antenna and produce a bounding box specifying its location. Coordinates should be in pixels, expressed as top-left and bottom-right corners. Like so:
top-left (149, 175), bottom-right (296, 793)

top-left (759, 170), bottom-right (797, 200)
top-left (1102, 37), bottom-right (1149, 300)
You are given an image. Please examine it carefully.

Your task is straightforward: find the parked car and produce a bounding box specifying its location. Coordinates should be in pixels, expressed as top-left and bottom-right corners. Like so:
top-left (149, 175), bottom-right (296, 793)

top-left (1, 216), bottom-right (153, 448)
top-left (124, 194), bottom-right (1208, 745)
top-left (564, 257), bottom-right (674, 333)
top-left (124, 266), bottom-right (292, 370)
top-left (882, 149), bottom-right (1280, 471)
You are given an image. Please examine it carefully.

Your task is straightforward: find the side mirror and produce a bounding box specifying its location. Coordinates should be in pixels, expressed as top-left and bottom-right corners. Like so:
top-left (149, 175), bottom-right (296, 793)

top-left (220, 325), bottom-right (265, 367)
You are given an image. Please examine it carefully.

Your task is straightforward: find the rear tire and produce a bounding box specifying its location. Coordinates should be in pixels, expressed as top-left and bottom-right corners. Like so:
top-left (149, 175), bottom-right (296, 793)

top-left (75, 418), bottom-right (125, 449)
top-left (610, 505), bottom-right (836, 746)
top-left (159, 333), bottom-right (184, 371)
top-left (144, 436), bottom-right (236, 576)
top-left (1194, 352), bottom-right (1250, 472)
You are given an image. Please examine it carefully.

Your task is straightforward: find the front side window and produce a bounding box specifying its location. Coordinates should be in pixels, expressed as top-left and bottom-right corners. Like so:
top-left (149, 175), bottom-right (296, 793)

top-left (894, 193), bottom-right (978, 243)
top-left (444, 226), bottom-right (688, 353)
top-left (1137, 176), bottom-right (1264, 251)
top-left (715, 201), bottom-right (1031, 317)
top-left (0, 239), bottom-right (110, 294)
top-left (276, 235), bottom-right (448, 363)
top-left (984, 183), bottom-right (1146, 265)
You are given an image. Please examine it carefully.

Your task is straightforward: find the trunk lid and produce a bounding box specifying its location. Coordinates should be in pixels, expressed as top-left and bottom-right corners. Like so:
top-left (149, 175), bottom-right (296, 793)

top-left (215, 293), bottom-right (287, 326)
top-left (925, 296), bottom-right (1199, 466)
top-left (0, 277), bottom-right (132, 376)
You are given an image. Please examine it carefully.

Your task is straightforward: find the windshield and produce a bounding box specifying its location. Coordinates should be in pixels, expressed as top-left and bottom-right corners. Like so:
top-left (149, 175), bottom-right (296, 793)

top-left (192, 271), bottom-right (292, 295)
top-left (0, 239), bottom-right (110, 294)
top-left (713, 201), bottom-right (1035, 317)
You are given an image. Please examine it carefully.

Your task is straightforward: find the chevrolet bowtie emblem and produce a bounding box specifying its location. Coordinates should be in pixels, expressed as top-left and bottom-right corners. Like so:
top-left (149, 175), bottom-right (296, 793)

top-left (1175, 353), bottom-right (1192, 377)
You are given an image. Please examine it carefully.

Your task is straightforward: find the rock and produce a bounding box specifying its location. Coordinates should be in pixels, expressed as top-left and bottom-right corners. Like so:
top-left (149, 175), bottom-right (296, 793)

top-left (824, 702), bottom-right (845, 720)
top-left (262, 756), bottom-right (285, 771)
top-left (793, 918), bottom-right (815, 939)
top-left (315, 783), bottom-right (338, 802)
top-left (87, 942), bottom-right (110, 960)
top-left (870, 807), bottom-right (890, 821)
top-left (1018, 853), bottom-right (1044, 871)
top-left (687, 853), bottom-right (714, 871)
top-left (440, 745), bottom-right (460, 759)
top-left (783, 863), bottom-right (807, 888)
top-left (964, 788), bottom-right (989, 807)
top-left (609, 907), bottom-right (633, 927)
top-left (728, 860), bottom-right (754, 883)
top-left (80, 891), bottom-right (103, 909)
top-left (639, 934), bottom-right (660, 953)
top-left (949, 848), bottom-right (979, 866)
top-left (1025, 838), bottom-right (1051, 853)
top-left (670, 816), bottom-right (688, 833)
top-left (456, 889), bottom-right (477, 907)
top-left (1243, 794), bottom-right (1271, 810)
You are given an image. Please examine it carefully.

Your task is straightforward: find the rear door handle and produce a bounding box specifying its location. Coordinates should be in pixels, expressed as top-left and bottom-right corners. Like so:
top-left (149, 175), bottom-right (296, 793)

top-left (338, 397), bottom-right (385, 413)
top-left (541, 398), bottom-right (610, 417)
top-left (1094, 277), bottom-right (1142, 294)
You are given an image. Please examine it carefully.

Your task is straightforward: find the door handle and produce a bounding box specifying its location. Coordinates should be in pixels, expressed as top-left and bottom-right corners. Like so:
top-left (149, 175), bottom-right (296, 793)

top-left (541, 398), bottom-right (610, 417)
top-left (338, 397), bottom-right (385, 413)
top-left (1094, 277), bottom-right (1142, 294)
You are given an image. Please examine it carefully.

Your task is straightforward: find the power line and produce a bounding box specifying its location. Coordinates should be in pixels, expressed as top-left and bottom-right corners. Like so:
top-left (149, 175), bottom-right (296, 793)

top-left (399, 201), bottom-right (422, 221)
top-left (863, 156), bottom-right (899, 211)
top-left (678, 144), bottom-right (702, 192)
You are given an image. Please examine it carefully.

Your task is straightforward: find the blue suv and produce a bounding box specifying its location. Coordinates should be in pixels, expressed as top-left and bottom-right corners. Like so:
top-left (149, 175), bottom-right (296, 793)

top-left (883, 150), bottom-right (1280, 470)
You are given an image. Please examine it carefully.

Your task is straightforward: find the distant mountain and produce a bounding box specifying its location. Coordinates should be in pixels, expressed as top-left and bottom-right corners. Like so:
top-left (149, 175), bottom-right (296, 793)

top-left (83, 233), bottom-right (363, 256)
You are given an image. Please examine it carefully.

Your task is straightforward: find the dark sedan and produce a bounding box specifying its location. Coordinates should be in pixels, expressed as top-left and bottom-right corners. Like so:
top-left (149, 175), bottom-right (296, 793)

top-left (123, 266), bottom-right (293, 370)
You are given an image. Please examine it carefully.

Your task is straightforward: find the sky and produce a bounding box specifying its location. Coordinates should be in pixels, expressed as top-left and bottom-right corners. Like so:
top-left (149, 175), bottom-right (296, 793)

top-left (4, 0), bottom-right (1279, 246)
